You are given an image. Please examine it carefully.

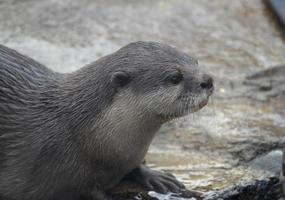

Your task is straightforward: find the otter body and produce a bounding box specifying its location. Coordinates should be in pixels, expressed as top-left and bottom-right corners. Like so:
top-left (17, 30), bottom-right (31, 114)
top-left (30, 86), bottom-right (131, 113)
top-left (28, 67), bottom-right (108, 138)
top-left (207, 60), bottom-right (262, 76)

top-left (0, 42), bottom-right (213, 200)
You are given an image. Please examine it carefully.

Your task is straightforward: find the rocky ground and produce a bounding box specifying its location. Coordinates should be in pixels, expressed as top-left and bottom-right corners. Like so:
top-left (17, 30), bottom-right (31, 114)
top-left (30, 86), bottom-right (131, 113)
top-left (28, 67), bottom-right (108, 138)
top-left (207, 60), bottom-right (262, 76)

top-left (0, 0), bottom-right (285, 199)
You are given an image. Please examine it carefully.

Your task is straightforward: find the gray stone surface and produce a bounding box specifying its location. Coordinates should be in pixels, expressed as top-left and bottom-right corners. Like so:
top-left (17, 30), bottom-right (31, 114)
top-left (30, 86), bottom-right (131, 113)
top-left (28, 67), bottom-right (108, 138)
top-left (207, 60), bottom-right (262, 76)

top-left (0, 0), bottom-right (285, 199)
top-left (244, 65), bottom-right (285, 101)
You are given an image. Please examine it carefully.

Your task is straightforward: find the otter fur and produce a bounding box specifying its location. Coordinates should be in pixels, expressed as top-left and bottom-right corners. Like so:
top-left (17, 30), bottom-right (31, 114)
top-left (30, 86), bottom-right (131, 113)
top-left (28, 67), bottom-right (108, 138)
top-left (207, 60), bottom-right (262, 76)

top-left (0, 42), bottom-right (213, 200)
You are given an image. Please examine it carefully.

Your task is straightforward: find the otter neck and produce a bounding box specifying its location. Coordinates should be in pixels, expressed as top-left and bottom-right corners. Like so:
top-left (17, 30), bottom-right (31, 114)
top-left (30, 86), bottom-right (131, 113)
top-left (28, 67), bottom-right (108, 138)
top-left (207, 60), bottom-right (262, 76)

top-left (91, 98), bottom-right (162, 165)
top-left (97, 93), bottom-right (162, 146)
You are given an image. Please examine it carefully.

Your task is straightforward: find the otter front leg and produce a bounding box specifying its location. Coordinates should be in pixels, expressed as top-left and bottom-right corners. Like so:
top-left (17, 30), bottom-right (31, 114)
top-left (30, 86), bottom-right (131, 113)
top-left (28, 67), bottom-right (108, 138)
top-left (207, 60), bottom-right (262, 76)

top-left (126, 164), bottom-right (185, 194)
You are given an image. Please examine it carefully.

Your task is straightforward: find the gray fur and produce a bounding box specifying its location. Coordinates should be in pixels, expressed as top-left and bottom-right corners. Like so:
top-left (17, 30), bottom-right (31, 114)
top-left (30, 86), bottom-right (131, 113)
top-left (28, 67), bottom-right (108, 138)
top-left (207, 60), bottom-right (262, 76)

top-left (0, 41), bottom-right (213, 200)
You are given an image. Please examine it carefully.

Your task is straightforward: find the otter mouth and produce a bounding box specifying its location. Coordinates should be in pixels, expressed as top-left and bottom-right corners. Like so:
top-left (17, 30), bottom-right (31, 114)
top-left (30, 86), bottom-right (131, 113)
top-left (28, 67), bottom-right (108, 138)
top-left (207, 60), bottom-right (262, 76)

top-left (190, 97), bottom-right (209, 112)
top-left (159, 95), bottom-right (210, 122)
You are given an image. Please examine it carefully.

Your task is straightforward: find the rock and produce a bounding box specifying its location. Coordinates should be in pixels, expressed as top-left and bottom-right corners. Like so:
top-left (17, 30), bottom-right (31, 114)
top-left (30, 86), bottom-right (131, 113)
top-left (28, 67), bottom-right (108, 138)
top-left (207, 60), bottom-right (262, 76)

top-left (249, 149), bottom-right (283, 174)
top-left (244, 66), bottom-right (285, 101)
top-left (203, 177), bottom-right (282, 200)
top-left (109, 177), bottom-right (282, 200)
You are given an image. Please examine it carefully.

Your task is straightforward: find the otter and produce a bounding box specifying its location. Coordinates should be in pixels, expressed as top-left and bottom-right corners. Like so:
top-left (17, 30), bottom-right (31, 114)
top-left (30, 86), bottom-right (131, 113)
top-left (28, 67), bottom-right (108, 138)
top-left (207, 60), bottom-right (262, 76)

top-left (0, 41), bottom-right (214, 200)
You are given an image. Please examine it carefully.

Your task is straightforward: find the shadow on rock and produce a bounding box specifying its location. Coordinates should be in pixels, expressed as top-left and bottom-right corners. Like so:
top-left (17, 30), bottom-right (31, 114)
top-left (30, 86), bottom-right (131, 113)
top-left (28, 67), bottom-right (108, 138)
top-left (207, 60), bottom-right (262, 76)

top-left (244, 65), bottom-right (285, 101)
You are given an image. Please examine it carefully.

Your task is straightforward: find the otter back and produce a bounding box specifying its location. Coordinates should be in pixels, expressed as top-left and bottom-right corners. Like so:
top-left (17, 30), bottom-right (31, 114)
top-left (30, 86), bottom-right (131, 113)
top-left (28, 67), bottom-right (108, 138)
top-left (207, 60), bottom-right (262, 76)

top-left (0, 45), bottom-right (82, 200)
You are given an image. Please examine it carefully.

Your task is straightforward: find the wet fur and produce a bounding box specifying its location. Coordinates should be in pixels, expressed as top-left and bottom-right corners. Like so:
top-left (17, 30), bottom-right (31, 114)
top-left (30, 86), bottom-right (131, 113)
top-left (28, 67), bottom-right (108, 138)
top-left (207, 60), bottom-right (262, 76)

top-left (0, 42), bottom-right (211, 200)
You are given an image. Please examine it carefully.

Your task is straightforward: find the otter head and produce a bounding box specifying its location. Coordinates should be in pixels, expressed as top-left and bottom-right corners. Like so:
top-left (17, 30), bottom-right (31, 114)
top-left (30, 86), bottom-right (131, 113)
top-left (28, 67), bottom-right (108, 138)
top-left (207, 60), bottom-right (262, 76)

top-left (110, 41), bottom-right (214, 123)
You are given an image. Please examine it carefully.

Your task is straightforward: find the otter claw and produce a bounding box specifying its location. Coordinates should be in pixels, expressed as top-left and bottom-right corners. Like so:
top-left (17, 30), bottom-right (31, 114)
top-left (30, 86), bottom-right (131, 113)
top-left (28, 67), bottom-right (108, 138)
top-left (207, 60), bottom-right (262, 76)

top-left (128, 164), bottom-right (185, 194)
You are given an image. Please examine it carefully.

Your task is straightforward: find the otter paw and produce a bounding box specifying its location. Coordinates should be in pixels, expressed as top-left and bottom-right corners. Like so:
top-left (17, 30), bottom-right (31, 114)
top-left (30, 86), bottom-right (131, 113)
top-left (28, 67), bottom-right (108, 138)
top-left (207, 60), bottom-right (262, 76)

top-left (91, 188), bottom-right (114, 200)
top-left (131, 165), bottom-right (186, 194)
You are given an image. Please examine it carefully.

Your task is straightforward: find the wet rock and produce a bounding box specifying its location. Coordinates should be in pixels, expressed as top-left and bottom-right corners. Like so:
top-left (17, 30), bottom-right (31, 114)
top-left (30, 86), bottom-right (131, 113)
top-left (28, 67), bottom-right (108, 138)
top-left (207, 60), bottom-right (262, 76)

top-left (203, 177), bottom-right (282, 200)
top-left (249, 149), bottom-right (283, 174)
top-left (229, 139), bottom-right (282, 162)
top-left (244, 65), bottom-right (285, 101)
top-left (109, 177), bottom-right (282, 200)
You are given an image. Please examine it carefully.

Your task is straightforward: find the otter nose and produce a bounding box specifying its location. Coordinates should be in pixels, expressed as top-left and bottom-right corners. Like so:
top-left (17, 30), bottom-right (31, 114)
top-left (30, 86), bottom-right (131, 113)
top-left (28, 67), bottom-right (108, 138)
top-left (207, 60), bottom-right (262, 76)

top-left (200, 75), bottom-right (213, 90)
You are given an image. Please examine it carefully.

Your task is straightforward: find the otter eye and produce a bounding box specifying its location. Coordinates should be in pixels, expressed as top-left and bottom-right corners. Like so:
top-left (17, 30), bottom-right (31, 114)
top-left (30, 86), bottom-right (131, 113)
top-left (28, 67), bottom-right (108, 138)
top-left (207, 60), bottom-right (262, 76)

top-left (170, 73), bottom-right (183, 85)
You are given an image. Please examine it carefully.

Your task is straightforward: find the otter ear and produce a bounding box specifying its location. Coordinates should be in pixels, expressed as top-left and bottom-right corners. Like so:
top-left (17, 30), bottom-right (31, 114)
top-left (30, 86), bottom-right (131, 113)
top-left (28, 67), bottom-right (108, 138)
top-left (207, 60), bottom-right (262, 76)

top-left (111, 71), bottom-right (131, 87)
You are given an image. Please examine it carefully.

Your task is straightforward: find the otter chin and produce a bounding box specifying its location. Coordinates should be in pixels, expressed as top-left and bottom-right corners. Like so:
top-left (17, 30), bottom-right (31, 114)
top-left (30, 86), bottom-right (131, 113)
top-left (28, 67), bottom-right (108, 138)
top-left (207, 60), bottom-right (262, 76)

top-left (159, 94), bottom-right (212, 122)
top-left (199, 98), bottom-right (209, 109)
top-left (0, 41), bottom-right (214, 200)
